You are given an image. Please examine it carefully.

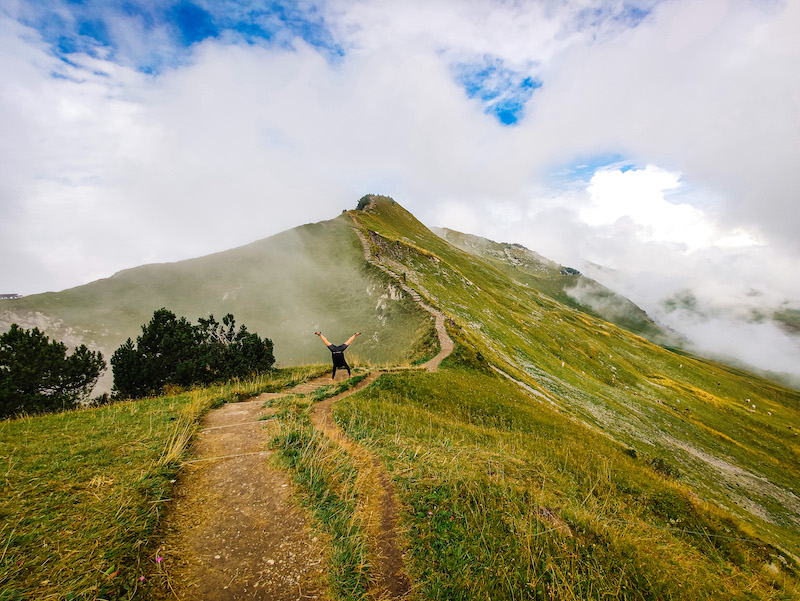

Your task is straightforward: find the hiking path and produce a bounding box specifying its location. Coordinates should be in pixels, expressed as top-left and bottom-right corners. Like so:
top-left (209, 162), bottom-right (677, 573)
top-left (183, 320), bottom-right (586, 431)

top-left (348, 212), bottom-right (454, 372)
top-left (157, 211), bottom-right (454, 599)
top-left (155, 377), bottom-right (335, 600)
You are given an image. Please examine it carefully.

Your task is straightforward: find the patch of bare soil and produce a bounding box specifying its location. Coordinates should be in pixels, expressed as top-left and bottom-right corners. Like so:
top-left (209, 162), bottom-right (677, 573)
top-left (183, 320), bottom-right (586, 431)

top-left (155, 377), bottom-right (335, 601)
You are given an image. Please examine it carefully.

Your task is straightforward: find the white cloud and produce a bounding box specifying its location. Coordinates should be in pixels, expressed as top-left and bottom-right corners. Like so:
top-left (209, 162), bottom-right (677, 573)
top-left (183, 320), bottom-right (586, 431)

top-left (578, 165), bottom-right (761, 252)
top-left (522, 0), bottom-right (800, 251)
top-left (1, 0), bottom-right (799, 379)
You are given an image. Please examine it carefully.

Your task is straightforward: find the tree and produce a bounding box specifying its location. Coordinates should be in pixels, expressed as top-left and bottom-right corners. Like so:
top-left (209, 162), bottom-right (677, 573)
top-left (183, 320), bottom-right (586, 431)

top-left (111, 309), bottom-right (275, 399)
top-left (107, 338), bottom-right (145, 401)
top-left (195, 313), bottom-right (275, 382)
top-left (0, 324), bottom-right (105, 418)
top-left (111, 309), bottom-right (198, 398)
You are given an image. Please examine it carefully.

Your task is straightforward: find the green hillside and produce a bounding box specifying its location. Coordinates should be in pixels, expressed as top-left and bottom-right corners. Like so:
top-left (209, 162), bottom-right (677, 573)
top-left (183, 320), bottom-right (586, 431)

top-left (2, 196), bottom-right (799, 599)
top-left (434, 227), bottom-right (675, 345)
top-left (0, 214), bottom-right (433, 376)
top-left (340, 197), bottom-right (800, 589)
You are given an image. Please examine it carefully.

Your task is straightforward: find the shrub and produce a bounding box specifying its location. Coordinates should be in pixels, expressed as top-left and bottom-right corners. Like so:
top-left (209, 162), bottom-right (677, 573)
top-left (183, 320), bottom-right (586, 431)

top-left (356, 195), bottom-right (373, 210)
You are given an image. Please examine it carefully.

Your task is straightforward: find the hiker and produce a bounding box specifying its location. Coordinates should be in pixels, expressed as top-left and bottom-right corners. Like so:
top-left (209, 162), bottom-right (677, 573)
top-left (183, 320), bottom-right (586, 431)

top-left (315, 331), bottom-right (360, 379)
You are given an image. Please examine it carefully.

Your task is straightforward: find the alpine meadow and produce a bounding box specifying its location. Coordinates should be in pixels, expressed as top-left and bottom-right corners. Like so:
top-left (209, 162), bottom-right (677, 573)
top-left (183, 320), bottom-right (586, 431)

top-left (1, 196), bottom-right (798, 600)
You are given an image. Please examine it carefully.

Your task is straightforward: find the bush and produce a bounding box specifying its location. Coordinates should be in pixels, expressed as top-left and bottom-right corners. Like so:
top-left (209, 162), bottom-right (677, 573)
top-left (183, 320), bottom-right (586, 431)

top-left (111, 309), bottom-right (274, 399)
top-left (0, 324), bottom-right (106, 418)
top-left (356, 195), bottom-right (373, 210)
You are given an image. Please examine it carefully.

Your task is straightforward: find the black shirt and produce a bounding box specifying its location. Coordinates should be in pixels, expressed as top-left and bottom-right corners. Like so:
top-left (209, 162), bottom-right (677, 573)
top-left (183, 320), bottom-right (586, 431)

top-left (327, 343), bottom-right (349, 367)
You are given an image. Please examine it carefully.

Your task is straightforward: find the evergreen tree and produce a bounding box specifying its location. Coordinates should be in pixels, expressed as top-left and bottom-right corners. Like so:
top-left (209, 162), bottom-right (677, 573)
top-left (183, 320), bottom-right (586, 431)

top-left (111, 309), bottom-right (275, 399)
top-left (0, 324), bottom-right (105, 418)
top-left (356, 195), bottom-right (372, 210)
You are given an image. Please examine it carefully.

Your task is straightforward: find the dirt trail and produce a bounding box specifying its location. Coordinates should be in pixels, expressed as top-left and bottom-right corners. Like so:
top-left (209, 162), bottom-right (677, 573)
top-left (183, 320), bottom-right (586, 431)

top-left (422, 312), bottom-right (454, 372)
top-left (310, 372), bottom-right (411, 600)
top-left (348, 213), bottom-right (454, 372)
top-left (158, 370), bottom-right (413, 601)
top-left (156, 376), bottom-right (337, 601)
top-left (158, 211), bottom-right (455, 600)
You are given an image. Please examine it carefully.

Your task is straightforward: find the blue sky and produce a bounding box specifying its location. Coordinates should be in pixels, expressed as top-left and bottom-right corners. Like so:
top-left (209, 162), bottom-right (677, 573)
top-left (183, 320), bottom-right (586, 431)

top-left (2, 0), bottom-right (800, 376)
top-left (19, 0), bottom-right (553, 124)
top-left (453, 56), bottom-right (543, 125)
top-left (18, 0), bottom-right (344, 72)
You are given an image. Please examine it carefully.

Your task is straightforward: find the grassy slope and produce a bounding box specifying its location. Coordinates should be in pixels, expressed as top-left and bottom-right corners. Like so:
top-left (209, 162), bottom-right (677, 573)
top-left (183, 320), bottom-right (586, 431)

top-left (328, 196), bottom-right (800, 598)
top-left (0, 214), bottom-right (431, 370)
top-left (434, 227), bottom-right (673, 344)
top-left (337, 365), bottom-right (798, 600)
top-left (0, 366), bottom-right (330, 600)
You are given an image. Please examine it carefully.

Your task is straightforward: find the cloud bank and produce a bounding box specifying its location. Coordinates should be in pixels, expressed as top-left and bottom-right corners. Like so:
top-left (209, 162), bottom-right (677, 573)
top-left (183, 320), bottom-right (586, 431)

top-left (1, 0), bottom-right (798, 378)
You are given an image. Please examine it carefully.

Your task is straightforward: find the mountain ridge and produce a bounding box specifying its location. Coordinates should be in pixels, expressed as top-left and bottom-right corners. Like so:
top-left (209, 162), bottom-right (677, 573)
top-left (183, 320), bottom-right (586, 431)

top-left (432, 226), bottom-right (679, 347)
top-left (0, 214), bottom-right (433, 381)
top-left (3, 195), bottom-right (800, 598)
top-left (350, 196), bottom-right (800, 558)
top-left (2, 200), bottom-right (683, 389)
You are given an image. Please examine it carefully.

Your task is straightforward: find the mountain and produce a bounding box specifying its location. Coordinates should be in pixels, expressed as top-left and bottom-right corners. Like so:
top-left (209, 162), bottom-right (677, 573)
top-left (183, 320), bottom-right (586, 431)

top-left (3, 195), bottom-right (800, 597)
top-left (354, 197), bottom-right (799, 549)
top-left (0, 214), bottom-right (434, 391)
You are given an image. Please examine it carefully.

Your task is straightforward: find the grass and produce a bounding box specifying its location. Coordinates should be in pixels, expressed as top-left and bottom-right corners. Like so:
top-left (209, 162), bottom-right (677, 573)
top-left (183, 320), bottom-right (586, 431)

top-left (334, 366), bottom-right (800, 600)
top-left (0, 366), bottom-right (329, 600)
top-left (0, 392), bottom-right (209, 600)
top-left (435, 227), bottom-right (670, 344)
top-left (310, 373), bottom-right (371, 403)
top-left (353, 198), bottom-right (800, 558)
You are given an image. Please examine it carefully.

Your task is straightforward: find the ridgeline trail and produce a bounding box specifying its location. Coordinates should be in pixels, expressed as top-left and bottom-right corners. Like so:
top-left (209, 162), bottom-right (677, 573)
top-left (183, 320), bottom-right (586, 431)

top-left (155, 211), bottom-right (454, 600)
top-left (348, 212), bottom-right (454, 373)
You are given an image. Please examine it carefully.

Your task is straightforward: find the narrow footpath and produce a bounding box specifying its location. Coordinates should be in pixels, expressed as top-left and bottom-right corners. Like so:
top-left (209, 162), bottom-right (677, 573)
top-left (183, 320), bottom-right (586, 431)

top-left (348, 213), bottom-right (454, 373)
top-left (298, 212), bottom-right (456, 598)
top-left (157, 211), bottom-right (455, 600)
top-left (156, 377), bottom-right (335, 601)
top-left (310, 372), bottom-right (409, 599)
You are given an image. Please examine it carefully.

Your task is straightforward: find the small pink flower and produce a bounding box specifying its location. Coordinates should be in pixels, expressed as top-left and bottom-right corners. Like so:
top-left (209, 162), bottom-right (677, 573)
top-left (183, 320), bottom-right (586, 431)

top-left (156, 557), bottom-right (163, 563)
top-left (139, 576), bottom-right (146, 581)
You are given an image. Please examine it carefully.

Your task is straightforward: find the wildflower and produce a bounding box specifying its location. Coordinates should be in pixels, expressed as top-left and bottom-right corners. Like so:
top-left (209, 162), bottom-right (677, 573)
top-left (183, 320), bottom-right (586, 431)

top-left (139, 576), bottom-right (146, 582)
top-left (156, 557), bottom-right (163, 563)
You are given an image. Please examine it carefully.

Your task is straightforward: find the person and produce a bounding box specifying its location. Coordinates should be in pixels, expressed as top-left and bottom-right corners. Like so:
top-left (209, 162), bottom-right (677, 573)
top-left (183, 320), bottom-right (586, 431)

top-left (315, 331), bottom-right (361, 379)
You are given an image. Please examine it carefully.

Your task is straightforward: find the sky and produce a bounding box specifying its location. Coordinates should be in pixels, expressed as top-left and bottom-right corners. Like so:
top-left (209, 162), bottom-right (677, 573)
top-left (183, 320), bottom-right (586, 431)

top-left (2, 0), bottom-right (799, 378)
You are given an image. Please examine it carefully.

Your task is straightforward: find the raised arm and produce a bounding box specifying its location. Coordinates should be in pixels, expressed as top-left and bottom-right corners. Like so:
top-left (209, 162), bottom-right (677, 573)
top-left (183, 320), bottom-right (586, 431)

top-left (344, 332), bottom-right (361, 346)
top-left (315, 331), bottom-right (332, 346)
